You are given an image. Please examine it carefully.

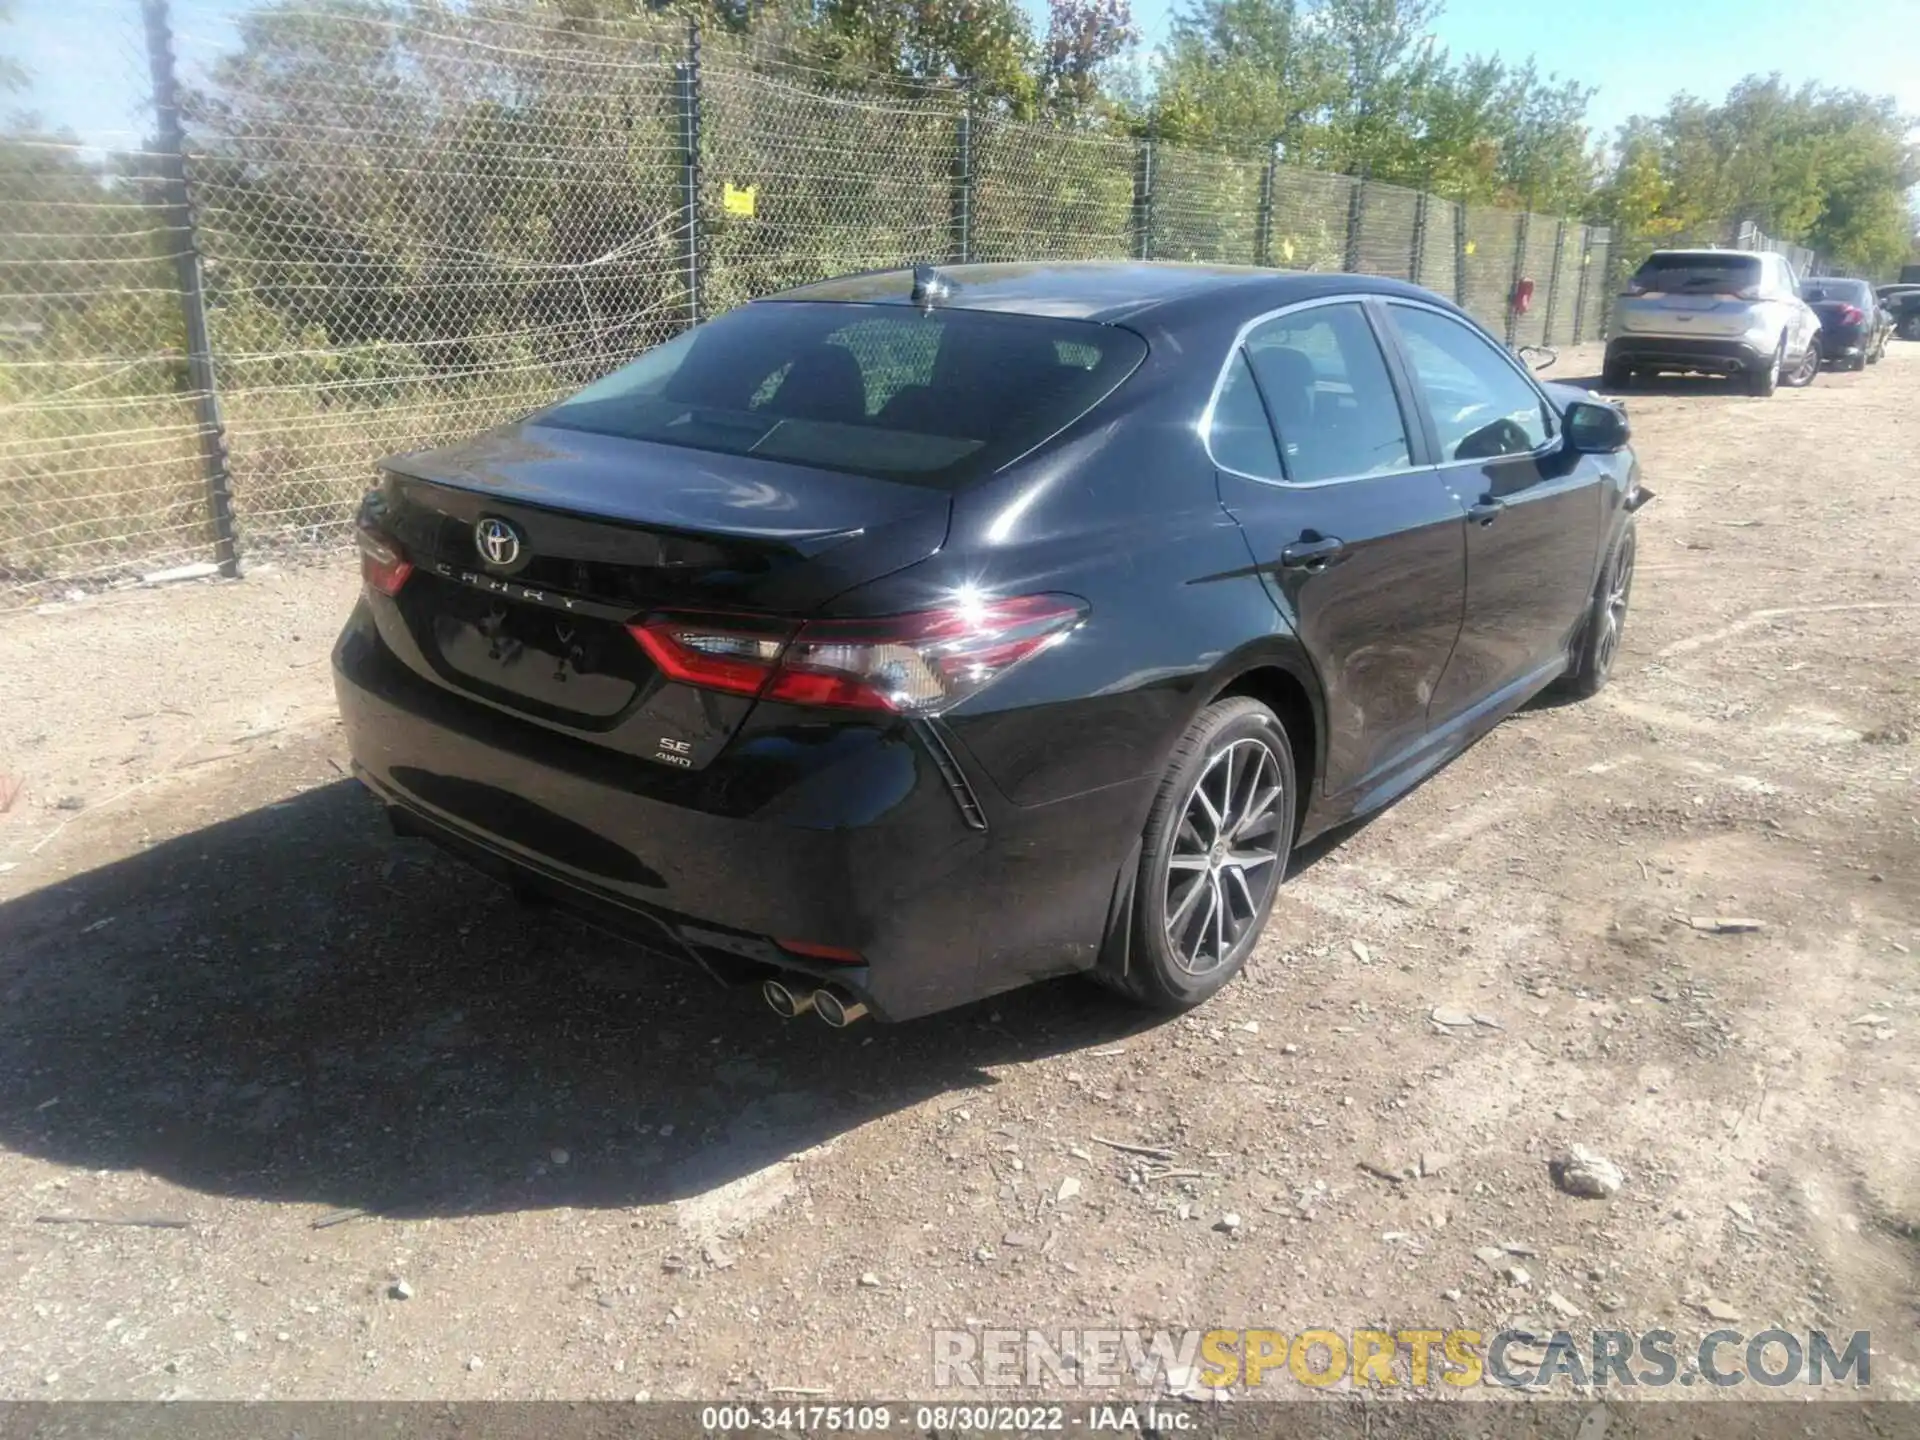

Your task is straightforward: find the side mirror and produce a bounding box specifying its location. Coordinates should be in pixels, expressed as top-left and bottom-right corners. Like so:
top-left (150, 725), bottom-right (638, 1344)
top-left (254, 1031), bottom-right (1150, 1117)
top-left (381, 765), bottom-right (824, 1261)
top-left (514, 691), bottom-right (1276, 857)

top-left (1565, 399), bottom-right (1630, 454)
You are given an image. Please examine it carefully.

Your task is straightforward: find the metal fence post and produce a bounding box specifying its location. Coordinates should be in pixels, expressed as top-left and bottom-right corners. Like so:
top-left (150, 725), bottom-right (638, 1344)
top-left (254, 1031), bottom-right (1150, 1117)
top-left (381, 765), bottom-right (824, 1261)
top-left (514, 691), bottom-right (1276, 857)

top-left (1254, 141), bottom-right (1279, 269)
top-left (142, 0), bottom-right (238, 578)
top-left (1409, 191), bottom-right (1429, 285)
top-left (1542, 220), bottom-right (1567, 344)
top-left (1132, 129), bottom-right (1155, 261)
top-left (1452, 202), bottom-right (1467, 307)
top-left (1505, 211), bottom-right (1530, 346)
top-left (675, 17), bottom-right (703, 327)
top-left (1571, 225), bottom-right (1593, 345)
top-left (1344, 167), bottom-right (1367, 273)
top-left (1599, 226), bottom-right (1623, 340)
top-left (951, 87), bottom-right (973, 265)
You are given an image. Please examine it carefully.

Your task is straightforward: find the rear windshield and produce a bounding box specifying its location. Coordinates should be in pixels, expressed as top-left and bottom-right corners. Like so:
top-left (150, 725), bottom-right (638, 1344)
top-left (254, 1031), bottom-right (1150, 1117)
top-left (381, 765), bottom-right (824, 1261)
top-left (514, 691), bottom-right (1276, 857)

top-left (1802, 279), bottom-right (1869, 304)
top-left (539, 301), bottom-right (1146, 487)
top-left (1631, 253), bottom-right (1762, 294)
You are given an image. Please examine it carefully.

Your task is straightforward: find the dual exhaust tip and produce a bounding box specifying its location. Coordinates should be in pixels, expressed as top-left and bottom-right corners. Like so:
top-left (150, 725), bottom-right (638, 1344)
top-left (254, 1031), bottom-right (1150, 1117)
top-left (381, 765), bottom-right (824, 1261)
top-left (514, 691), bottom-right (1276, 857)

top-left (761, 977), bottom-right (868, 1028)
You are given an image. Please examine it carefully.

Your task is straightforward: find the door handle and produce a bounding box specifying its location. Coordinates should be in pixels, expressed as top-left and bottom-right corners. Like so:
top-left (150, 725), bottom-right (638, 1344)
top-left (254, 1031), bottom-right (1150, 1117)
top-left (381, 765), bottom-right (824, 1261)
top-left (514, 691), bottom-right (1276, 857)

top-left (1468, 500), bottom-right (1504, 526)
top-left (1279, 536), bottom-right (1346, 571)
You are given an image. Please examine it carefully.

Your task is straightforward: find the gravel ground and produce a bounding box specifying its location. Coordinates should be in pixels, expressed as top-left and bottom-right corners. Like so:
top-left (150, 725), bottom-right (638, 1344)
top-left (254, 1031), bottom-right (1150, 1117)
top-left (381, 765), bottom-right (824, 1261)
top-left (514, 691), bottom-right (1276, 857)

top-left (0, 342), bottom-right (1916, 1401)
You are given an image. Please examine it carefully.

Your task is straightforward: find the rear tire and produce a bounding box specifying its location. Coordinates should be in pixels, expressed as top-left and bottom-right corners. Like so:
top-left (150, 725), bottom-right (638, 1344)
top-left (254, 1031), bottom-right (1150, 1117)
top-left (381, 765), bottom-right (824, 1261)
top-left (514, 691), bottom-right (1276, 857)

top-left (1559, 517), bottom-right (1637, 700)
top-left (1784, 336), bottom-right (1820, 387)
top-left (1747, 337), bottom-right (1783, 397)
top-left (1602, 357), bottom-right (1632, 390)
top-left (1099, 698), bottom-right (1297, 1013)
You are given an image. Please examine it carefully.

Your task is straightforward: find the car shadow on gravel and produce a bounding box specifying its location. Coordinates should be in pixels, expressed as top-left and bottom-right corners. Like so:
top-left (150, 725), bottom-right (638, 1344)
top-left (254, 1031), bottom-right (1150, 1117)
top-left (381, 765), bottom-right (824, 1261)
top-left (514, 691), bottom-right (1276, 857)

top-left (0, 781), bottom-right (1155, 1219)
top-left (1560, 369), bottom-right (1749, 396)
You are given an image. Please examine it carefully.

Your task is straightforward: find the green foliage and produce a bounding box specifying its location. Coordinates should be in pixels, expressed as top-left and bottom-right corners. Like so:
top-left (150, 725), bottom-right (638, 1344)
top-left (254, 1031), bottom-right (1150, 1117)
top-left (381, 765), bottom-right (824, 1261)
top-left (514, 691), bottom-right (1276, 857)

top-left (1150, 0), bottom-right (1595, 211)
top-left (1042, 0), bottom-right (1136, 121)
top-left (9, 0), bottom-right (1920, 594)
top-left (805, 0), bottom-right (1041, 114)
top-left (1597, 77), bottom-right (1919, 276)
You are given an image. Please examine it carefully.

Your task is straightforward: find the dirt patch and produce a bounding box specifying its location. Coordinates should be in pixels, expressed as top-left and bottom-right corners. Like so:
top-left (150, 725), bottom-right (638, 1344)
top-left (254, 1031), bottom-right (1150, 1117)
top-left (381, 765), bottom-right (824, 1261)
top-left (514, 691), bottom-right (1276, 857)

top-left (1, 344), bottom-right (1916, 1400)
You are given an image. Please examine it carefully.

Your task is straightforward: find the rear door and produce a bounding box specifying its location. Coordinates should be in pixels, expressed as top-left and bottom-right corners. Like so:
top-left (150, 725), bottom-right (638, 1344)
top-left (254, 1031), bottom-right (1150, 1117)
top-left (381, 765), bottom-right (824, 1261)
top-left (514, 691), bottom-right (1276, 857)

top-left (1211, 298), bottom-right (1467, 800)
top-left (1777, 257), bottom-right (1822, 359)
top-left (1380, 300), bottom-right (1602, 721)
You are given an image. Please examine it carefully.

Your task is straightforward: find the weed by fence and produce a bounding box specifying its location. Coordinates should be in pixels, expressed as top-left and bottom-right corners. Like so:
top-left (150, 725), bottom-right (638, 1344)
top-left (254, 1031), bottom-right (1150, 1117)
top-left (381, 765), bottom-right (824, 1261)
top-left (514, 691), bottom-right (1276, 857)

top-left (12, 0), bottom-right (1820, 607)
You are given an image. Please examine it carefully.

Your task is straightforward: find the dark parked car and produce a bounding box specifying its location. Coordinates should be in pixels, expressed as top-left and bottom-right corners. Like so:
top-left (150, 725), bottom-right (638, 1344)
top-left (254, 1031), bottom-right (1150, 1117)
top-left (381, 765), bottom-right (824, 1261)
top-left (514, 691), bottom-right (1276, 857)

top-left (335, 263), bottom-right (1647, 1026)
top-left (1880, 285), bottom-right (1920, 341)
top-left (1802, 277), bottom-right (1890, 369)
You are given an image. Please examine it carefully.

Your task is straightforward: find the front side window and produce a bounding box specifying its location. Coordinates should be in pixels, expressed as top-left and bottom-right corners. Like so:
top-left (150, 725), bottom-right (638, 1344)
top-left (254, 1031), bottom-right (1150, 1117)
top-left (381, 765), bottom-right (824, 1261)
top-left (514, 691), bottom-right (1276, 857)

top-left (1389, 306), bottom-right (1550, 463)
top-left (541, 302), bottom-right (1146, 488)
top-left (1241, 302), bottom-right (1411, 483)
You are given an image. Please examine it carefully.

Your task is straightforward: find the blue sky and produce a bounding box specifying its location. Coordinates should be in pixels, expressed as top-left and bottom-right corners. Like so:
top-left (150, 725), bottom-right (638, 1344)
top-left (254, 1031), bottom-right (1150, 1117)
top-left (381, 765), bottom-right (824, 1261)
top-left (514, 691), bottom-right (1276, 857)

top-left (9, 0), bottom-right (1920, 150)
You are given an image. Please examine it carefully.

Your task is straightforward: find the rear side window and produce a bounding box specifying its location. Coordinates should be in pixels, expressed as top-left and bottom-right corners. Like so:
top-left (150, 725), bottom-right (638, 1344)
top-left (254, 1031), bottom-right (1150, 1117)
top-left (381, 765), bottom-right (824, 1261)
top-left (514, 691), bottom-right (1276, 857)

top-left (541, 302), bottom-right (1146, 487)
top-left (1243, 303), bottom-right (1411, 483)
top-left (1208, 352), bottom-right (1284, 478)
top-left (1631, 253), bottom-right (1763, 297)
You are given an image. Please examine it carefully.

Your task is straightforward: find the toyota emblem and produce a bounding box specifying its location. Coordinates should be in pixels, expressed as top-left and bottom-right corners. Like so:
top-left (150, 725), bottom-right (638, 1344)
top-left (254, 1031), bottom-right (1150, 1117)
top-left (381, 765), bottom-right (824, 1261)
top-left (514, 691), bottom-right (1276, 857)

top-left (474, 516), bottom-right (523, 569)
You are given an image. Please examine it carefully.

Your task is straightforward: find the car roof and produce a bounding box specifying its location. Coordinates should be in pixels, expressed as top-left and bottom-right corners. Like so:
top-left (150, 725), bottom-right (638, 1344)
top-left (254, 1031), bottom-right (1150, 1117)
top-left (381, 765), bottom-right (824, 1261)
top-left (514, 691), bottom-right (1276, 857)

top-left (1643, 249), bottom-right (1770, 262)
top-left (759, 261), bottom-right (1443, 325)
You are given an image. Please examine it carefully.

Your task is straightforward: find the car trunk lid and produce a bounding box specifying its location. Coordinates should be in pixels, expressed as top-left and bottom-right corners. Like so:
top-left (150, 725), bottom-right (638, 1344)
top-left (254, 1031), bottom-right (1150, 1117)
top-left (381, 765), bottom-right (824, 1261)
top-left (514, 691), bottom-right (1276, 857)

top-left (371, 420), bottom-right (949, 766)
top-left (1622, 294), bottom-right (1755, 337)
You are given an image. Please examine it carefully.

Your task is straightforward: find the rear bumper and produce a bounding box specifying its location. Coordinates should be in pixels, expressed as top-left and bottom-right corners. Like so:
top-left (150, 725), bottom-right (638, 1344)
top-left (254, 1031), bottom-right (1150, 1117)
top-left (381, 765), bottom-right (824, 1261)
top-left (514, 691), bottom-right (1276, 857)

top-left (1818, 323), bottom-right (1867, 359)
top-left (332, 599), bottom-right (1146, 1021)
top-left (1606, 335), bottom-right (1770, 375)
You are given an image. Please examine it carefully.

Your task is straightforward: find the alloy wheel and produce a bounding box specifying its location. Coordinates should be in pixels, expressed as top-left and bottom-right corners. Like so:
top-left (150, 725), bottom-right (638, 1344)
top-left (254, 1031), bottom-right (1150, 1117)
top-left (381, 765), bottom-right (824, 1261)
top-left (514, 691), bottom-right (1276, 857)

top-left (1163, 737), bottom-right (1286, 976)
top-left (1792, 343), bottom-right (1819, 386)
top-left (1595, 529), bottom-right (1636, 674)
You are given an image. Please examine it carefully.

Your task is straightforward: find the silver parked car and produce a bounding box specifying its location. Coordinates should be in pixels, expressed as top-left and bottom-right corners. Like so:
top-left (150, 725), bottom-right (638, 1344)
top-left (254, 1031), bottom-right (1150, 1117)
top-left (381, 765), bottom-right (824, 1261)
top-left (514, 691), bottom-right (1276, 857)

top-left (1606, 249), bottom-right (1822, 396)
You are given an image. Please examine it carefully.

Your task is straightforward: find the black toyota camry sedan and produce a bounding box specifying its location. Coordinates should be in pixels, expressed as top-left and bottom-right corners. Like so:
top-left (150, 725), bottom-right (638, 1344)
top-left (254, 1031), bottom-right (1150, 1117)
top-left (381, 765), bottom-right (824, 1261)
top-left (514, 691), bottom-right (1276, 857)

top-left (335, 262), bottom-right (1647, 1025)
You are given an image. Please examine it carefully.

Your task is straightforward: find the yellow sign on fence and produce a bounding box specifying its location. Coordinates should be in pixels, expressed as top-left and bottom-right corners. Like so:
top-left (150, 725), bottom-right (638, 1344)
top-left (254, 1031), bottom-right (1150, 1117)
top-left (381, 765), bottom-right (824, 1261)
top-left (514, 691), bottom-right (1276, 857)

top-left (723, 183), bottom-right (757, 218)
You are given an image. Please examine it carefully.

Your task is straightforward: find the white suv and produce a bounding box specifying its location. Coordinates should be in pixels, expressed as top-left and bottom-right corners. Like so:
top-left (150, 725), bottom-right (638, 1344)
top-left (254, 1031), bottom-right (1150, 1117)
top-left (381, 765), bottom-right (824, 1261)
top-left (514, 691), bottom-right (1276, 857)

top-left (1606, 249), bottom-right (1822, 396)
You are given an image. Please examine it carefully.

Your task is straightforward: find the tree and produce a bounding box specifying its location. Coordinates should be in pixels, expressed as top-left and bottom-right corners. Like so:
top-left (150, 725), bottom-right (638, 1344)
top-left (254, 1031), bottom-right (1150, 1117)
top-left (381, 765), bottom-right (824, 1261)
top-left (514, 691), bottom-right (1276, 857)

top-left (1041, 0), bottom-right (1136, 121)
top-left (0, 0), bottom-right (27, 98)
top-left (806, 0), bottom-right (1040, 113)
top-left (1149, 0), bottom-right (1596, 211)
top-left (1153, 0), bottom-right (1332, 154)
top-left (1310, 0), bottom-right (1445, 178)
top-left (1597, 77), bottom-right (1920, 275)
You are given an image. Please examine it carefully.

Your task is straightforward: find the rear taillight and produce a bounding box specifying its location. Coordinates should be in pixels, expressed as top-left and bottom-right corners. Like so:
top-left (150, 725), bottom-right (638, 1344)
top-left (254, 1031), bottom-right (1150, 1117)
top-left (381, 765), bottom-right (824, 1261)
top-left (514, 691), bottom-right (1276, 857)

top-left (356, 525), bottom-right (412, 596)
top-left (629, 613), bottom-right (795, 695)
top-left (628, 593), bottom-right (1086, 715)
top-left (1838, 304), bottom-right (1865, 325)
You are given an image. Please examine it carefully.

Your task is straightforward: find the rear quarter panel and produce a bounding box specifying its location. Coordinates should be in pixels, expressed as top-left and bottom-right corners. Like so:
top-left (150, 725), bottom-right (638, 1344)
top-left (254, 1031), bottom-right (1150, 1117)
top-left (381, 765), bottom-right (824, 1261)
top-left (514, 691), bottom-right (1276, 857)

top-left (844, 313), bottom-right (1321, 814)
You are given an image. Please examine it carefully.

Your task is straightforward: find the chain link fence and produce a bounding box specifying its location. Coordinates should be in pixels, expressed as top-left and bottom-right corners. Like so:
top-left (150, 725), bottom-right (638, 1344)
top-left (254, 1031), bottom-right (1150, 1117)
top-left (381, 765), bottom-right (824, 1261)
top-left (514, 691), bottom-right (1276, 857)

top-left (1, 0), bottom-right (219, 598)
top-left (6, 0), bottom-right (1777, 607)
